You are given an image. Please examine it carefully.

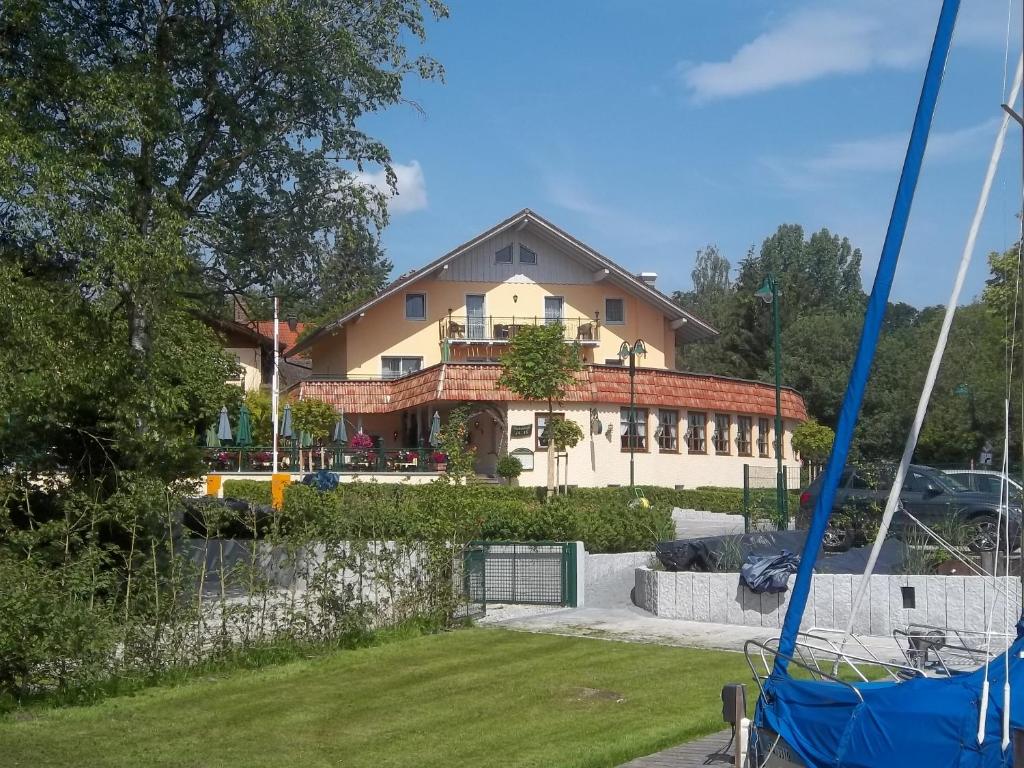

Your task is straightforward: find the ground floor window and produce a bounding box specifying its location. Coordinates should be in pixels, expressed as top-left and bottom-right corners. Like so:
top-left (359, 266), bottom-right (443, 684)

top-left (757, 417), bottom-right (770, 457)
top-left (737, 415), bottom-right (752, 456)
top-left (535, 412), bottom-right (564, 450)
top-left (657, 409), bottom-right (678, 452)
top-left (713, 414), bottom-right (731, 455)
top-left (620, 407), bottom-right (648, 451)
top-left (381, 356), bottom-right (422, 379)
top-left (687, 412), bottom-right (706, 453)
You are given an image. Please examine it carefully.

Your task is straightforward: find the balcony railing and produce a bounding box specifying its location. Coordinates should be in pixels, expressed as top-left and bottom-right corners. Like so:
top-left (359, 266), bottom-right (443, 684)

top-left (203, 446), bottom-right (445, 474)
top-left (439, 315), bottom-right (600, 344)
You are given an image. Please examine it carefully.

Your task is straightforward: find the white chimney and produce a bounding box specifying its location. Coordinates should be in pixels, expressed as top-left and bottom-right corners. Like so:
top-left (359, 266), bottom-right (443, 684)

top-left (639, 272), bottom-right (658, 288)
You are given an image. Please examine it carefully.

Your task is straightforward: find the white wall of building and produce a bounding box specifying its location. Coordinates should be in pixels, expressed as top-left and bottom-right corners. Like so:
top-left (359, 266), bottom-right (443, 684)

top-left (504, 402), bottom-right (800, 489)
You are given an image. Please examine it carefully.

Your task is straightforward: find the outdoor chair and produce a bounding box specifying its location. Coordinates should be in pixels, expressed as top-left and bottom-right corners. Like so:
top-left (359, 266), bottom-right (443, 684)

top-left (576, 322), bottom-right (594, 340)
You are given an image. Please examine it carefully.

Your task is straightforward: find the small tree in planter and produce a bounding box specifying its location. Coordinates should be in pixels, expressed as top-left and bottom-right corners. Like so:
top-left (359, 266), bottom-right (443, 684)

top-left (496, 454), bottom-right (523, 485)
top-left (292, 398), bottom-right (338, 471)
top-left (497, 324), bottom-right (582, 497)
top-left (550, 418), bottom-right (584, 492)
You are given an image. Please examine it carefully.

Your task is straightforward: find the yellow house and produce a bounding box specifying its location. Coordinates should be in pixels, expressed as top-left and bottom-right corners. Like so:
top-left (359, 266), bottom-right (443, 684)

top-left (288, 209), bottom-right (807, 488)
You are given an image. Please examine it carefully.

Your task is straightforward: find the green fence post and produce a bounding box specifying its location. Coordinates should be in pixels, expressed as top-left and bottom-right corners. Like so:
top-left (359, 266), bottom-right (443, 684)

top-left (743, 464), bottom-right (750, 533)
top-left (561, 543), bottom-right (578, 608)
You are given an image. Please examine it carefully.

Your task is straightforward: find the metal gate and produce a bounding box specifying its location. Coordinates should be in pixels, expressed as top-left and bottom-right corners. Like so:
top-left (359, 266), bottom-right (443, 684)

top-left (466, 541), bottom-right (578, 607)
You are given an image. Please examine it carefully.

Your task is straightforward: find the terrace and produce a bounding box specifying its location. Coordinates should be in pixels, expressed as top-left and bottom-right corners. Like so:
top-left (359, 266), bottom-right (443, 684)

top-left (438, 314), bottom-right (600, 346)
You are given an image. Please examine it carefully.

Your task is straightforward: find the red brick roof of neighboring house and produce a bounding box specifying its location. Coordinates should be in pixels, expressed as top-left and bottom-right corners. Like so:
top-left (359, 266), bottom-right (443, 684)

top-left (253, 321), bottom-right (307, 353)
top-left (294, 363), bottom-right (808, 420)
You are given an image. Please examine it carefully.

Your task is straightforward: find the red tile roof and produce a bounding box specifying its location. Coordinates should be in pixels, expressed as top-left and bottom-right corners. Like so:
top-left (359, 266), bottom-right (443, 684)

top-left (253, 321), bottom-right (307, 351)
top-left (295, 364), bottom-right (808, 420)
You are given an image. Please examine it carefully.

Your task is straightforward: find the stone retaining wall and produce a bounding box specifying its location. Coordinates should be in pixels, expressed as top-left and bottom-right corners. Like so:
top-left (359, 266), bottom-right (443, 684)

top-left (634, 567), bottom-right (1022, 637)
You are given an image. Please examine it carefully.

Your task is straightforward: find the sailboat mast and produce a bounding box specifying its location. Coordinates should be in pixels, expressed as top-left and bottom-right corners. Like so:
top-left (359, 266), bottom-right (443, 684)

top-left (774, 0), bottom-right (962, 673)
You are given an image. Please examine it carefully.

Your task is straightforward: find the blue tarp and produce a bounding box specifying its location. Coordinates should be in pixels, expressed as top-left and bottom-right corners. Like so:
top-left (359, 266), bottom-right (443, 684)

top-left (756, 633), bottom-right (1024, 767)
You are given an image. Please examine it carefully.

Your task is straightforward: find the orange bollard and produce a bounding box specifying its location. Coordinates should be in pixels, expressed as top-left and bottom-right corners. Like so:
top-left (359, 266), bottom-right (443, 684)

top-left (271, 473), bottom-right (291, 510)
top-left (206, 474), bottom-right (223, 497)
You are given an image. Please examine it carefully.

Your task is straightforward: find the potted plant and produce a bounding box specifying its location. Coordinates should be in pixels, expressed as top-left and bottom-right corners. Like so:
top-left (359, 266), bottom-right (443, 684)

top-left (496, 454), bottom-right (523, 485)
top-left (431, 451), bottom-right (448, 472)
top-left (349, 432), bottom-right (374, 469)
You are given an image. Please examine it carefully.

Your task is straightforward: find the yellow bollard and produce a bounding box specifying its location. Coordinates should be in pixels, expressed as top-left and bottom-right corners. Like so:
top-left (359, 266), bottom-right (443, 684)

top-left (206, 474), bottom-right (223, 497)
top-left (271, 473), bottom-right (291, 510)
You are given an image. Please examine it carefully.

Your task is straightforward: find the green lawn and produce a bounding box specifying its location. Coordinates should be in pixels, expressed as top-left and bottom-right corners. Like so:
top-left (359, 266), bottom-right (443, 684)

top-left (0, 628), bottom-right (751, 768)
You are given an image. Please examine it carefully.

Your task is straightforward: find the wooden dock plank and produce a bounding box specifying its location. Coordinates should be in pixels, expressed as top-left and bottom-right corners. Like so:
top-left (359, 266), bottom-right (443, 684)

top-left (617, 729), bottom-right (734, 767)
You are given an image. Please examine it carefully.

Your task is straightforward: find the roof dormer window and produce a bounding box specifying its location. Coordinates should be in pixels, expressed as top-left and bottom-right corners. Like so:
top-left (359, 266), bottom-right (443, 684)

top-left (518, 244), bottom-right (537, 265)
top-left (495, 245), bottom-right (513, 264)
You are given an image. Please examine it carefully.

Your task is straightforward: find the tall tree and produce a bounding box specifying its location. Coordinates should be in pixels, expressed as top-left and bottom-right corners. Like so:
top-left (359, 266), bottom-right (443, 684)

top-left (1, 1), bottom-right (448, 492)
top-left (497, 325), bottom-right (582, 497)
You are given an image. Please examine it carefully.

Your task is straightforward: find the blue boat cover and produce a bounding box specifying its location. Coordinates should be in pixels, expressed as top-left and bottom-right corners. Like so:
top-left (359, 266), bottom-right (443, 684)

top-left (755, 633), bottom-right (1024, 767)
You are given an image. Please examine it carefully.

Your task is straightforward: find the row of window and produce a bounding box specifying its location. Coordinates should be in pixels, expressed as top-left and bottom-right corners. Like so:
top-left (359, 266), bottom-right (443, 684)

top-left (495, 243), bottom-right (536, 265)
top-left (404, 292), bottom-right (626, 325)
top-left (535, 410), bottom-right (782, 458)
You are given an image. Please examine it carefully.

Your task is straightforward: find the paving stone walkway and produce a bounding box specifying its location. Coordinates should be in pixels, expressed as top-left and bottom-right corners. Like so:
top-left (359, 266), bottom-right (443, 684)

top-left (617, 729), bottom-right (735, 767)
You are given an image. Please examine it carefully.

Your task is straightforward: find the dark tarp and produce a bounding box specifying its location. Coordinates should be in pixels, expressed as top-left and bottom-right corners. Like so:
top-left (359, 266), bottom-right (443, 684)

top-left (740, 550), bottom-right (800, 593)
top-left (656, 532), bottom-right (906, 575)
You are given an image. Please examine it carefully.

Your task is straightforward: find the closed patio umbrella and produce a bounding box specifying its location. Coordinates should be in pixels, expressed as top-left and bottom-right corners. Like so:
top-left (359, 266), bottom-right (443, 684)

top-left (280, 403), bottom-right (293, 439)
top-left (204, 423), bottom-right (220, 448)
top-left (217, 406), bottom-right (232, 442)
top-left (429, 411), bottom-right (442, 448)
top-left (333, 411), bottom-right (348, 443)
top-left (236, 404), bottom-right (253, 446)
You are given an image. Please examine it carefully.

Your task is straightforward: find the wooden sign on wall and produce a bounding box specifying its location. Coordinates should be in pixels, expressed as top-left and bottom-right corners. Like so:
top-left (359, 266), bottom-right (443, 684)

top-left (510, 424), bottom-right (533, 439)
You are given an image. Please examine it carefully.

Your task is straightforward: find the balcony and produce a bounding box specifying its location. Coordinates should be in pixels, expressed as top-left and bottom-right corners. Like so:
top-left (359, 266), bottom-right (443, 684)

top-left (438, 315), bottom-right (600, 346)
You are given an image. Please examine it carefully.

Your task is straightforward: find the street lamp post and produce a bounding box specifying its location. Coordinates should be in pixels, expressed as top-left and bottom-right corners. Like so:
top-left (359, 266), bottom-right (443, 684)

top-left (755, 275), bottom-right (787, 527)
top-left (618, 339), bottom-right (647, 488)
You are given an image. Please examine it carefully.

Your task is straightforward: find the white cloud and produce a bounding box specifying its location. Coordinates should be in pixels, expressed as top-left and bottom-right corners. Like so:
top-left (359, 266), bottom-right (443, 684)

top-left (543, 173), bottom-right (681, 247)
top-left (354, 160), bottom-right (427, 214)
top-left (679, 1), bottom-right (1005, 101)
top-left (761, 118), bottom-right (999, 191)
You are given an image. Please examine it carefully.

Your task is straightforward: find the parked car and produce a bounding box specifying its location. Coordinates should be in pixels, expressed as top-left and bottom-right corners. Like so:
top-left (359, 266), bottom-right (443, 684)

top-left (942, 469), bottom-right (1023, 498)
top-left (797, 463), bottom-right (1022, 553)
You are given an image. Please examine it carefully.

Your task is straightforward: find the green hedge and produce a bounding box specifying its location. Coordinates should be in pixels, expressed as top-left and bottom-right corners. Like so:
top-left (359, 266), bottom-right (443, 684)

top-left (279, 482), bottom-right (673, 553)
top-left (222, 479), bottom-right (273, 506)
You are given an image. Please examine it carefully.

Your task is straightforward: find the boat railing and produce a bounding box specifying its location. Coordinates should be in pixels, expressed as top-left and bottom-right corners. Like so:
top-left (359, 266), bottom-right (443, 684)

top-left (744, 639), bottom-right (866, 705)
top-left (892, 623), bottom-right (1013, 674)
top-left (760, 634), bottom-right (921, 684)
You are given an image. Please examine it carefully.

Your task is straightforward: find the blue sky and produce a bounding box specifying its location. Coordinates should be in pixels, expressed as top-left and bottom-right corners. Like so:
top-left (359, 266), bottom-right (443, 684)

top-left (358, 0), bottom-right (1024, 308)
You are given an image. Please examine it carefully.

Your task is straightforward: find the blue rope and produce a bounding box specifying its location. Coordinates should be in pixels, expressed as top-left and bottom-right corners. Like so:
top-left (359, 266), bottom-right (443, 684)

top-left (773, 0), bottom-right (961, 674)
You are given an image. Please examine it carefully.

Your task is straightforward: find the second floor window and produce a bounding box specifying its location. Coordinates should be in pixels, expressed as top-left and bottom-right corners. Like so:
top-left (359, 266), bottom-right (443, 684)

top-left (605, 298), bottom-right (624, 324)
top-left (495, 245), bottom-right (513, 264)
top-left (687, 412), bottom-right (706, 453)
top-left (381, 356), bottom-right (422, 379)
top-left (519, 244), bottom-right (537, 264)
top-left (713, 414), bottom-right (731, 455)
top-left (758, 417), bottom-right (770, 457)
top-left (405, 293), bottom-right (426, 320)
top-left (737, 416), bottom-right (752, 456)
top-left (620, 407), bottom-right (648, 451)
top-left (544, 296), bottom-right (564, 325)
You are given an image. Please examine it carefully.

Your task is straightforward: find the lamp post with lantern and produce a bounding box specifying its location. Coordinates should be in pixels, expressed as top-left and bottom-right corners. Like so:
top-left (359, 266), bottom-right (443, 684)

top-left (618, 339), bottom-right (647, 488)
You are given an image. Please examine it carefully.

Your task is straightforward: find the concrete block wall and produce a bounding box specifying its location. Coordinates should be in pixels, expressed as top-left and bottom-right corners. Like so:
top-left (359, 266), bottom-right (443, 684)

top-left (671, 508), bottom-right (745, 539)
top-left (634, 568), bottom-right (1023, 637)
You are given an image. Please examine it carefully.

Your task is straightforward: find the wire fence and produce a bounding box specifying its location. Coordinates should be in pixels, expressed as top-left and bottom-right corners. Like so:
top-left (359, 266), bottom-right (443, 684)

top-left (743, 464), bottom-right (802, 532)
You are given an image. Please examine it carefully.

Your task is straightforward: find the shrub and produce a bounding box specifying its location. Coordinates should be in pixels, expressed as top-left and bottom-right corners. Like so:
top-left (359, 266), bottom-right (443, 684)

top-left (495, 455), bottom-right (523, 483)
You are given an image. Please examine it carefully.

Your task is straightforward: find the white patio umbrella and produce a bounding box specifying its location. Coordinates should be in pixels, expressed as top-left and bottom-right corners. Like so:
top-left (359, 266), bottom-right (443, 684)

top-left (217, 406), bottom-right (232, 442)
top-left (333, 410), bottom-right (348, 443)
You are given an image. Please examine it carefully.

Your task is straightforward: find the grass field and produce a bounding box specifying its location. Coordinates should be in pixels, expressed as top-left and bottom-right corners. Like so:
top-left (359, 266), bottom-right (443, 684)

top-left (0, 628), bottom-right (751, 768)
